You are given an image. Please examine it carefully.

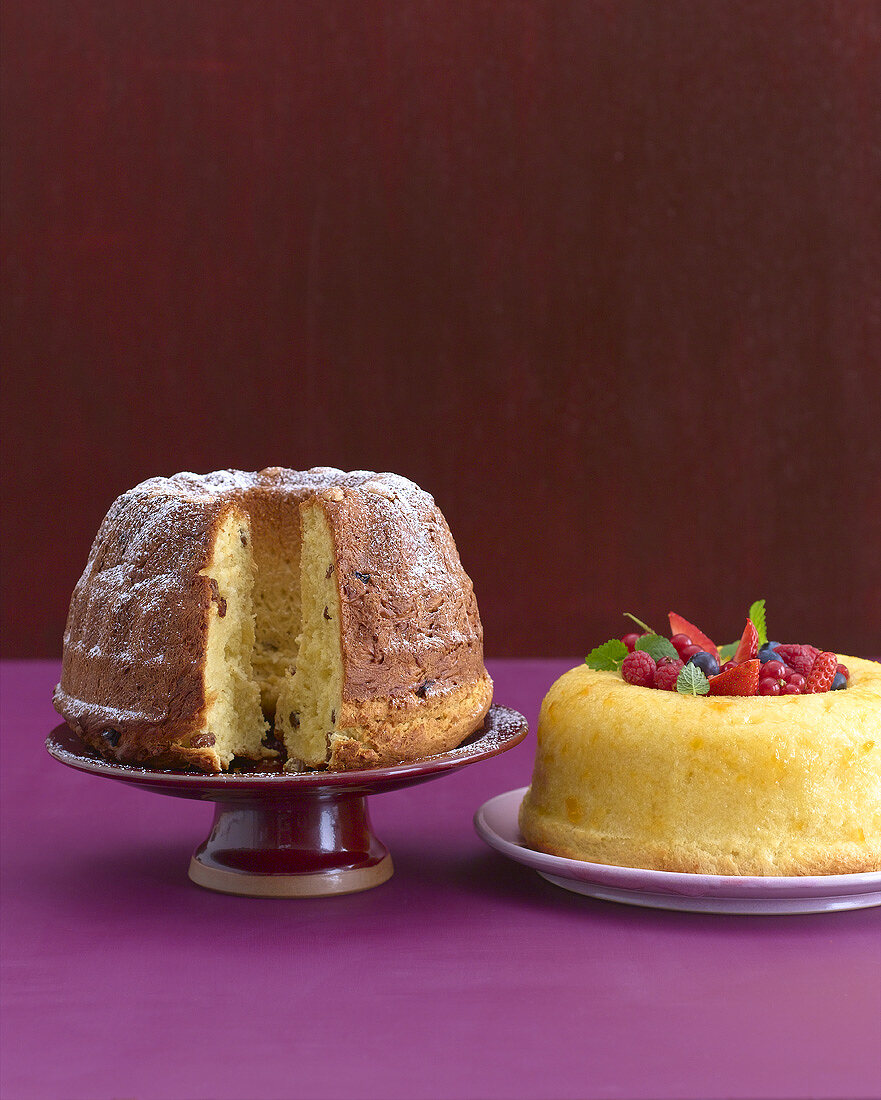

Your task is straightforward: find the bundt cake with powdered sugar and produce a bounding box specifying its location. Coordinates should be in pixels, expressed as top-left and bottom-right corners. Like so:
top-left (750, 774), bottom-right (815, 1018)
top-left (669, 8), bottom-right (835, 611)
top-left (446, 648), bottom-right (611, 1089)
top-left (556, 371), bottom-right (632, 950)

top-left (54, 468), bottom-right (492, 772)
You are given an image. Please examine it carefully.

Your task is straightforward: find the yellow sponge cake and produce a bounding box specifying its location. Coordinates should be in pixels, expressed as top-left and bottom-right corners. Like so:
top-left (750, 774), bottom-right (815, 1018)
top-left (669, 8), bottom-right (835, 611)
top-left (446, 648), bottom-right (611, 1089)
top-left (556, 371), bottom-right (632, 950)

top-left (520, 655), bottom-right (881, 876)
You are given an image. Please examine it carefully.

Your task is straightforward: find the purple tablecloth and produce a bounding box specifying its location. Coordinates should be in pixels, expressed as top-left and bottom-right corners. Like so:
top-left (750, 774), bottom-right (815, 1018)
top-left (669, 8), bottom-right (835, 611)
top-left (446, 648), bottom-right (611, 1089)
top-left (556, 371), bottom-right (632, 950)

top-left (2, 660), bottom-right (880, 1100)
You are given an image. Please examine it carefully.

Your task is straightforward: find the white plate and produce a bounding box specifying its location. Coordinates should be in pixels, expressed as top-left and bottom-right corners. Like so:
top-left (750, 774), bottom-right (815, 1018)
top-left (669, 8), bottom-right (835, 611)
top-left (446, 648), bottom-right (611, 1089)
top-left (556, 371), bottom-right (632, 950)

top-left (474, 788), bottom-right (881, 914)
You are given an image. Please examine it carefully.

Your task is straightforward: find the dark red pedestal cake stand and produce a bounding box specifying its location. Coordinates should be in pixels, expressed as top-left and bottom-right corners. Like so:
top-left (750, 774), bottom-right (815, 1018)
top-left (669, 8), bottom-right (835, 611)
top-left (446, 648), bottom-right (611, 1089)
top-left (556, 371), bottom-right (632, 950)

top-left (46, 704), bottom-right (528, 898)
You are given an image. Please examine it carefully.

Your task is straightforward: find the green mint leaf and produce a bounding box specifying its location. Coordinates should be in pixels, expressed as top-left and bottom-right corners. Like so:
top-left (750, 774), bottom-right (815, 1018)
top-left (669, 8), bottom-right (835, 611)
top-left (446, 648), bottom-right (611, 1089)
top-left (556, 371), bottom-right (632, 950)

top-left (623, 612), bottom-right (654, 635)
top-left (635, 634), bottom-right (679, 662)
top-left (718, 641), bottom-right (739, 662)
top-left (677, 663), bottom-right (710, 695)
top-left (748, 599), bottom-right (768, 647)
top-left (585, 639), bottom-right (629, 672)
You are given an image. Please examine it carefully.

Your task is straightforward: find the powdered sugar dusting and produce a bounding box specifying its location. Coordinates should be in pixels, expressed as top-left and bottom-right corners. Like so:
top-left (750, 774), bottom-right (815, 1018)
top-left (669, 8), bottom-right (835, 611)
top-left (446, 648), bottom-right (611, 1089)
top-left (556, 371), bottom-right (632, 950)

top-left (57, 467), bottom-right (487, 750)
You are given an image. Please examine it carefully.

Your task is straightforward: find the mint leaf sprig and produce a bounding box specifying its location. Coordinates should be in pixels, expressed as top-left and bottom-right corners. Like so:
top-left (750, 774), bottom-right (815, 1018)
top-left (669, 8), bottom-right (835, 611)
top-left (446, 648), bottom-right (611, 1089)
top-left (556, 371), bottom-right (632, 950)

top-left (634, 634), bottom-right (679, 662)
top-left (677, 663), bottom-right (710, 695)
top-left (585, 640), bottom-right (628, 672)
top-left (586, 631), bottom-right (678, 672)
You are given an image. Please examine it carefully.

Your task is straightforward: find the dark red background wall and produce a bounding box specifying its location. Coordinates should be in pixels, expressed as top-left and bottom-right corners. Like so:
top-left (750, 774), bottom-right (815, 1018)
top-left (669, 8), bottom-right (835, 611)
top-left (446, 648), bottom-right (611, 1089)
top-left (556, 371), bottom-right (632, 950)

top-left (3, 1), bottom-right (880, 658)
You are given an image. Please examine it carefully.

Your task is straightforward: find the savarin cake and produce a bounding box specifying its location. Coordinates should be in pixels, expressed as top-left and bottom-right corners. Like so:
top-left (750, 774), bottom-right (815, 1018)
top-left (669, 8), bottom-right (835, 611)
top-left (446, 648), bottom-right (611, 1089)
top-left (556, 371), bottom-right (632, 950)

top-left (519, 604), bottom-right (881, 876)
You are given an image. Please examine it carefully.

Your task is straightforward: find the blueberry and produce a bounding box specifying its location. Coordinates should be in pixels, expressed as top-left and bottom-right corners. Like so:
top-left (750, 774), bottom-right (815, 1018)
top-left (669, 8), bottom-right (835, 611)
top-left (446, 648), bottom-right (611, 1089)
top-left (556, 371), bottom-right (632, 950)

top-left (688, 651), bottom-right (720, 678)
top-left (759, 645), bottom-right (781, 664)
top-left (831, 672), bottom-right (848, 691)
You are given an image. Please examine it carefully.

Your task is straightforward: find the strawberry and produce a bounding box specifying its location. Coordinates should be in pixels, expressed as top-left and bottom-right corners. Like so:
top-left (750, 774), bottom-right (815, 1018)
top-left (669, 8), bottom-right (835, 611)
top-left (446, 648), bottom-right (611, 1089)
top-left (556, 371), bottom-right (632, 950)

top-left (774, 644), bottom-right (820, 679)
top-left (733, 619), bottom-right (759, 664)
top-left (708, 659), bottom-right (760, 696)
top-left (668, 613), bottom-right (720, 662)
top-left (805, 651), bottom-right (838, 694)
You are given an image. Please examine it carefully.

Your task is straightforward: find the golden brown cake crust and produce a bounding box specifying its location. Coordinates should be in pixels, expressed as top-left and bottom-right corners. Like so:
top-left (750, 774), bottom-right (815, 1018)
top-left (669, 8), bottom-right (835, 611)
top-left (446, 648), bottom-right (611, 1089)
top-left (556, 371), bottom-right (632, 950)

top-left (54, 468), bottom-right (491, 772)
top-left (328, 675), bottom-right (494, 769)
top-left (520, 656), bottom-right (881, 876)
top-left (317, 481), bottom-right (487, 703)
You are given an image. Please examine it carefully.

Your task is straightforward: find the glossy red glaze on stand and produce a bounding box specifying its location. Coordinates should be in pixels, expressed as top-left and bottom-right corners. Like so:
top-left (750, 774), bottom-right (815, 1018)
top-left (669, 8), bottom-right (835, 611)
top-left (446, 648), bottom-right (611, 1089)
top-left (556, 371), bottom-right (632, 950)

top-left (46, 703), bottom-right (528, 896)
top-left (189, 794), bottom-right (392, 896)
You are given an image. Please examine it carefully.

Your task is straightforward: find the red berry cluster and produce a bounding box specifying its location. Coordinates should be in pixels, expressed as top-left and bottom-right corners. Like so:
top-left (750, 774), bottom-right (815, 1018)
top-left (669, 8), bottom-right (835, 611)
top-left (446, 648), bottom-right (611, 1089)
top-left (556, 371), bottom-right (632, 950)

top-left (616, 612), bottom-right (849, 698)
top-left (757, 660), bottom-right (804, 696)
top-left (621, 650), bottom-right (685, 691)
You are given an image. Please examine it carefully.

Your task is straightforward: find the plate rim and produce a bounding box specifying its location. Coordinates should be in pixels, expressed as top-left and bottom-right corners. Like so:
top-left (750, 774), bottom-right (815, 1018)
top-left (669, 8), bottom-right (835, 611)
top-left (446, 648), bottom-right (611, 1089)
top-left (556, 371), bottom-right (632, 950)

top-left (45, 703), bottom-right (528, 791)
top-left (474, 786), bottom-right (881, 899)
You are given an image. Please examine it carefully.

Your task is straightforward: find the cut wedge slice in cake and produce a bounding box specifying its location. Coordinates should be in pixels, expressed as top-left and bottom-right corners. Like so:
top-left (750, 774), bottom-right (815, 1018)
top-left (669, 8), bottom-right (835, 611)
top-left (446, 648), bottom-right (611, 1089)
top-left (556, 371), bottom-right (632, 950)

top-left (194, 507), bottom-right (268, 770)
top-left (275, 486), bottom-right (494, 771)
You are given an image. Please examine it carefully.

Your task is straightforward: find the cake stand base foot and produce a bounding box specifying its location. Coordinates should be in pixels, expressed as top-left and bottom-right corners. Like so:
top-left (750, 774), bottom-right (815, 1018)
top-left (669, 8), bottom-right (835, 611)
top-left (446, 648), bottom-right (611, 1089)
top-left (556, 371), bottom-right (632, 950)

top-left (188, 794), bottom-right (393, 897)
top-left (188, 851), bottom-right (394, 897)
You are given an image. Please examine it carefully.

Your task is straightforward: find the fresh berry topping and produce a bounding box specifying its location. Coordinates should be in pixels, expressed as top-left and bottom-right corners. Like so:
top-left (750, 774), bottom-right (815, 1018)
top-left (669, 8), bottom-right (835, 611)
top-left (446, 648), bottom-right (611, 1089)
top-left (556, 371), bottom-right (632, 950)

top-left (688, 651), bottom-right (720, 678)
top-left (733, 619), bottom-right (760, 664)
top-left (655, 659), bottom-right (685, 690)
top-left (621, 650), bottom-right (657, 688)
top-left (708, 659), bottom-right (760, 696)
top-left (668, 614), bottom-right (720, 662)
top-left (786, 672), bottom-right (806, 692)
top-left (804, 651), bottom-right (838, 694)
top-left (595, 603), bottom-right (846, 699)
top-left (760, 662), bottom-right (806, 695)
top-left (774, 644), bottom-right (820, 679)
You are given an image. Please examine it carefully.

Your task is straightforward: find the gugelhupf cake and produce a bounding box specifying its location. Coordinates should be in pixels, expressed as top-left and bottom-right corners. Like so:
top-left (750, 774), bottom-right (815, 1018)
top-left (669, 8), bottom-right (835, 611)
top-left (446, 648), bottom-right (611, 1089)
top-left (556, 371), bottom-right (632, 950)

top-left (519, 610), bottom-right (881, 876)
top-left (54, 468), bottom-right (493, 772)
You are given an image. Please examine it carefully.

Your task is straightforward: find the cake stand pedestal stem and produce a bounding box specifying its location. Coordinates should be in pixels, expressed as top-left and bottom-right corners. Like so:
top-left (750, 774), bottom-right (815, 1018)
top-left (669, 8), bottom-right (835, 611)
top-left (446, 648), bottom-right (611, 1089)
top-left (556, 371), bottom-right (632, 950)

top-left (188, 792), bottom-right (393, 897)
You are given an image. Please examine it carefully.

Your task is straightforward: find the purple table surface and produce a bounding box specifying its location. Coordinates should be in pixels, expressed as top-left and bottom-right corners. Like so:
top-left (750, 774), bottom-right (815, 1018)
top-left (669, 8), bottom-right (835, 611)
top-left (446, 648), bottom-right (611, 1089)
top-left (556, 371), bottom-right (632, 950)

top-left (2, 660), bottom-right (880, 1100)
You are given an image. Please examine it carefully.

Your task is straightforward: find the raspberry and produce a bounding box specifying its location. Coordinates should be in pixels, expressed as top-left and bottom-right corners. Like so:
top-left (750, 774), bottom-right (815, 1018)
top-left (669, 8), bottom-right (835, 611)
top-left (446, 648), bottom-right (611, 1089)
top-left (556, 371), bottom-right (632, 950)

top-left (805, 651), bottom-right (838, 694)
top-left (622, 650), bottom-right (657, 688)
top-left (774, 644), bottom-right (820, 679)
top-left (655, 659), bottom-right (685, 690)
